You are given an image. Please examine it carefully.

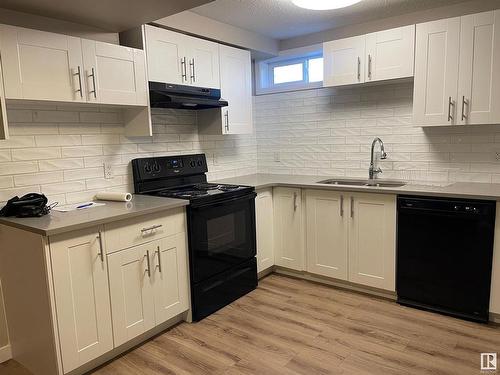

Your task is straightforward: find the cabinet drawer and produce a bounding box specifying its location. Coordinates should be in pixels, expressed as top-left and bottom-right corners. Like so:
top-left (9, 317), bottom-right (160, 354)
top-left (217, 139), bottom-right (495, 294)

top-left (104, 208), bottom-right (185, 254)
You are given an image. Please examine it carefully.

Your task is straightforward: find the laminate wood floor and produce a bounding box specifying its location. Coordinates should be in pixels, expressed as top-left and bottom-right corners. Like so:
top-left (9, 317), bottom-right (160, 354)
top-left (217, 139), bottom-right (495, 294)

top-left (2, 274), bottom-right (500, 375)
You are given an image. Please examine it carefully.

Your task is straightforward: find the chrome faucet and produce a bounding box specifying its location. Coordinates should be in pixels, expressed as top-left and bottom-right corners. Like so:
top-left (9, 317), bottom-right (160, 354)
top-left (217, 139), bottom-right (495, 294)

top-left (369, 137), bottom-right (387, 180)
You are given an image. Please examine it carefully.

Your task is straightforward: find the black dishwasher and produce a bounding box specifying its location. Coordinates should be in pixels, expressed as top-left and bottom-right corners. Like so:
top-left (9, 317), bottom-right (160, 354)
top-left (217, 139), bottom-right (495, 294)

top-left (397, 195), bottom-right (496, 322)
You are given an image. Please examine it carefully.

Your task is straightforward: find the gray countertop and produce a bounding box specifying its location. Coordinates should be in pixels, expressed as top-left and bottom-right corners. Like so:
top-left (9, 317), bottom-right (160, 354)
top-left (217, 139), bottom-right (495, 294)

top-left (214, 173), bottom-right (500, 201)
top-left (0, 195), bottom-right (189, 236)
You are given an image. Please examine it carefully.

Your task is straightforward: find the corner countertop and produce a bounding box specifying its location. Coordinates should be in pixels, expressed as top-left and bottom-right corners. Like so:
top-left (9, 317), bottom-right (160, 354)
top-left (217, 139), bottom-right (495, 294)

top-left (0, 195), bottom-right (189, 236)
top-left (213, 173), bottom-right (500, 201)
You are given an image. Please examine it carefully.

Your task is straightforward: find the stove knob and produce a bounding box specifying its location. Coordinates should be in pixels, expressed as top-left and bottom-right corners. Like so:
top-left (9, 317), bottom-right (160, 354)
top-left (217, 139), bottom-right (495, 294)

top-left (144, 163), bottom-right (151, 173)
top-left (152, 162), bottom-right (161, 173)
top-left (197, 159), bottom-right (203, 167)
top-left (190, 160), bottom-right (196, 168)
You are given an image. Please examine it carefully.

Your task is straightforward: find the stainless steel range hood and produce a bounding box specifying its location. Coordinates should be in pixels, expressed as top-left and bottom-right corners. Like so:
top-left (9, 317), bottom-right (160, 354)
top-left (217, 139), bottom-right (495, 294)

top-left (149, 82), bottom-right (228, 110)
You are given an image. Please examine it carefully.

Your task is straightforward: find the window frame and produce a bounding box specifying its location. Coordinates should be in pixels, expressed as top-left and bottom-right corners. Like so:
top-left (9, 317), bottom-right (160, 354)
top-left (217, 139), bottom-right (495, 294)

top-left (255, 44), bottom-right (324, 95)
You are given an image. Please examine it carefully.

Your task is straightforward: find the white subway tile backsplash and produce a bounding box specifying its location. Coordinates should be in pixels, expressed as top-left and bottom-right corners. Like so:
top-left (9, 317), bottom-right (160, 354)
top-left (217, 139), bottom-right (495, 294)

top-left (14, 171), bottom-right (63, 186)
top-left (12, 147), bottom-right (61, 161)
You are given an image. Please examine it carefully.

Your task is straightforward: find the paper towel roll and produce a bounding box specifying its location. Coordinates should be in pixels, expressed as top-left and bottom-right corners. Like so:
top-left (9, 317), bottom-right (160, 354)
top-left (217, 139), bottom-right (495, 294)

top-left (95, 192), bottom-right (132, 202)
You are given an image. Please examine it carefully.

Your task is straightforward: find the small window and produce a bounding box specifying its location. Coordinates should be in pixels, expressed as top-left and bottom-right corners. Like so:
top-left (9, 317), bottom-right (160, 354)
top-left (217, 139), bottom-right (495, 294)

top-left (258, 52), bottom-right (323, 94)
top-left (273, 63), bottom-right (304, 84)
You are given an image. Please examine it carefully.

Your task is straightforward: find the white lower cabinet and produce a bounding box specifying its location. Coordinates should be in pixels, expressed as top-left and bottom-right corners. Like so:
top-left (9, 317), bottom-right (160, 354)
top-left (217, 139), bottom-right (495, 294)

top-left (153, 233), bottom-right (190, 324)
top-left (255, 189), bottom-right (274, 273)
top-left (306, 190), bottom-right (348, 280)
top-left (50, 227), bottom-right (113, 373)
top-left (303, 189), bottom-right (396, 291)
top-left (273, 187), bottom-right (304, 271)
top-left (348, 193), bottom-right (396, 291)
top-left (108, 232), bottom-right (189, 347)
top-left (107, 242), bottom-right (155, 347)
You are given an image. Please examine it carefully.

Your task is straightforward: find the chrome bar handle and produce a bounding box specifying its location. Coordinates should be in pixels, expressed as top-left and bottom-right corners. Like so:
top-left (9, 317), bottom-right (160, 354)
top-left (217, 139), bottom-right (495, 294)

top-left (97, 230), bottom-right (104, 263)
top-left (357, 57), bottom-right (361, 81)
top-left (224, 110), bottom-right (229, 133)
top-left (181, 57), bottom-right (187, 82)
top-left (74, 66), bottom-right (83, 98)
top-left (447, 96), bottom-right (453, 122)
top-left (350, 197), bottom-right (354, 218)
top-left (368, 54), bottom-right (372, 79)
top-left (89, 67), bottom-right (97, 99)
top-left (461, 96), bottom-right (467, 121)
top-left (156, 245), bottom-right (162, 273)
top-left (190, 58), bottom-right (196, 82)
top-left (340, 195), bottom-right (344, 217)
top-left (145, 250), bottom-right (151, 278)
top-left (141, 224), bottom-right (163, 234)
top-left (293, 192), bottom-right (298, 212)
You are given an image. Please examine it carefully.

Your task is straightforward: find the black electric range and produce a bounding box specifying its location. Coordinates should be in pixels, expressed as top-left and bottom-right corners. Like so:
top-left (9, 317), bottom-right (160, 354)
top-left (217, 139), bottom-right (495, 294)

top-left (132, 154), bottom-right (257, 321)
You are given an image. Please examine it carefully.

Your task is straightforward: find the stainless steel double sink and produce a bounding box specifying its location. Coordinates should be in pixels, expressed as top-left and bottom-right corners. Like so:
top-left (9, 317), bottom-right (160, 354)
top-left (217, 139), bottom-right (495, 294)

top-left (316, 178), bottom-right (407, 188)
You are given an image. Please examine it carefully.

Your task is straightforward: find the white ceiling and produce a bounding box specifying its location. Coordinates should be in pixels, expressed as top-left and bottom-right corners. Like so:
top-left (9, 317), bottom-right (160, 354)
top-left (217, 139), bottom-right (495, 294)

top-left (191, 0), bottom-right (469, 40)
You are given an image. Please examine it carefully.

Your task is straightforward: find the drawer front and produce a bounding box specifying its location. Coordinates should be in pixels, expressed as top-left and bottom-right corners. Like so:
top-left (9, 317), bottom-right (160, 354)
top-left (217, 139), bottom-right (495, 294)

top-left (104, 208), bottom-right (185, 253)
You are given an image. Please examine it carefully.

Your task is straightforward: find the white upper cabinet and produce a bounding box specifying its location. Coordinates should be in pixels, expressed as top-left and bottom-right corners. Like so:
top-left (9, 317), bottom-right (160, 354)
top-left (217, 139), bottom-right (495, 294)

top-left (0, 24), bottom-right (86, 102)
top-left (413, 17), bottom-right (461, 126)
top-left (187, 38), bottom-right (220, 88)
top-left (365, 25), bottom-right (415, 82)
top-left (144, 25), bottom-right (187, 85)
top-left (323, 35), bottom-right (365, 86)
top-left (144, 25), bottom-right (220, 88)
top-left (457, 10), bottom-right (500, 125)
top-left (198, 44), bottom-right (253, 135)
top-left (50, 227), bottom-right (113, 373)
top-left (82, 40), bottom-right (148, 106)
top-left (414, 10), bottom-right (500, 127)
top-left (219, 44), bottom-right (253, 134)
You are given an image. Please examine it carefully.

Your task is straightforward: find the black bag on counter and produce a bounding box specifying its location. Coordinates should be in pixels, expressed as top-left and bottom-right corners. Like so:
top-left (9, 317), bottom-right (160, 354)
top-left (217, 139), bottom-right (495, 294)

top-left (0, 193), bottom-right (50, 218)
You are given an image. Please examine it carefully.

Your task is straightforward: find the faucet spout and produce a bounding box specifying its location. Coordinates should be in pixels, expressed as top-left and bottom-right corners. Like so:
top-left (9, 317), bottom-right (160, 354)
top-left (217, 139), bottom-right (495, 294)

top-left (369, 137), bottom-right (387, 180)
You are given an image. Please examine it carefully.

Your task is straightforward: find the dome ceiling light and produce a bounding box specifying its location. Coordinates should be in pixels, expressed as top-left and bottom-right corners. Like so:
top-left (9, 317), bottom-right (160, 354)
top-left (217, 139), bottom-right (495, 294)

top-left (292, 0), bottom-right (363, 11)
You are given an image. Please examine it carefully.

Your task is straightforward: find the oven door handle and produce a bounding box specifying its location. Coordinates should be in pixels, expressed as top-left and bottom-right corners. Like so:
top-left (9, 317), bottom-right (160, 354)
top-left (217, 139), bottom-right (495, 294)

top-left (190, 192), bottom-right (257, 209)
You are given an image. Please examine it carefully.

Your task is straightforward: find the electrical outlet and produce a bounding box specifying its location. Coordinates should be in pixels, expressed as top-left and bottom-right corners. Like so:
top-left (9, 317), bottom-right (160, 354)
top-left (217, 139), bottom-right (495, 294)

top-left (274, 152), bottom-right (280, 162)
top-left (496, 152), bottom-right (500, 161)
top-left (104, 162), bottom-right (113, 179)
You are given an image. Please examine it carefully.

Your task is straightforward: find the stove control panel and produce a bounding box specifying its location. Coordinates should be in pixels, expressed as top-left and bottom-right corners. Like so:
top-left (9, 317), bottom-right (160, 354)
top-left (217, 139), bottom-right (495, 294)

top-left (132, 154), bottom-right (208, 181)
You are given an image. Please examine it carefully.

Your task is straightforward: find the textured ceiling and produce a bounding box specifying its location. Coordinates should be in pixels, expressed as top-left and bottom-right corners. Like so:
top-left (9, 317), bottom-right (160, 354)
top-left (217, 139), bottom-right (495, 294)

top-left (191, 0), bottom-right (469, 40)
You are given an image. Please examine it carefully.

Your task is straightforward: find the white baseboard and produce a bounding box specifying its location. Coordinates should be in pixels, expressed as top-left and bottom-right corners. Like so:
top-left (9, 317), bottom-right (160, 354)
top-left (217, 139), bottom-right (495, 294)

top-left (0, 344), bottom-right (12, 363)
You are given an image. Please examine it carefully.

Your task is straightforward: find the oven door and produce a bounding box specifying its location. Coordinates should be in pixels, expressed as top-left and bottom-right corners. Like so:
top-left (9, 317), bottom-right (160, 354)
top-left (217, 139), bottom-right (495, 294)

top-left (188, 192), bottom-right (257, 284)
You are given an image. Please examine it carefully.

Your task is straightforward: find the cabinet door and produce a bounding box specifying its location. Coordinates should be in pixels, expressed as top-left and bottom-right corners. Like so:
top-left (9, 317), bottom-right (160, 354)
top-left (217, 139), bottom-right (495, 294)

top-left (0, 61), bottom-right (8, 140)
top-left (273, 188), bottom-right (304, 271)
top-left (152, 233), bottom-right (190, 324)
top-left (306, 190), bottom-right (348, 280)
top-left (188, 38), bottom-right (220, 88)
top-left (349, 193), bottom-right (396, 291)
top-left (144, 25), bottom-right (187, 85)
top-left (323, 35), bottom-right (365, 87)
top-left (256, 189), bottom-right (274, 273)
top-left (458, 10), bottom-right (500, 125)
top-left (413, 18), bottom-right (460, 126)
top-left (0, 25), bottom-right (85, 102)
top-left (50, 227), bottom-right (113, 373)
top-left (220, 45), bottom-right (253, 134)
top-left (365, 25), bottom-right (415, 82)
top-left (108, 242), bottom-right (155, 347)
top-left (82, 40), bottom-right (148, 106)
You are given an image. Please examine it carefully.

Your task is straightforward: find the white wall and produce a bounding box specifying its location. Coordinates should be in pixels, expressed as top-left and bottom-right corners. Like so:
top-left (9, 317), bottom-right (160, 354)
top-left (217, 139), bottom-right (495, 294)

top-left (0, 103), bottom-right (257, 205)
top-left (255, 82), bottom-right (500, 184)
